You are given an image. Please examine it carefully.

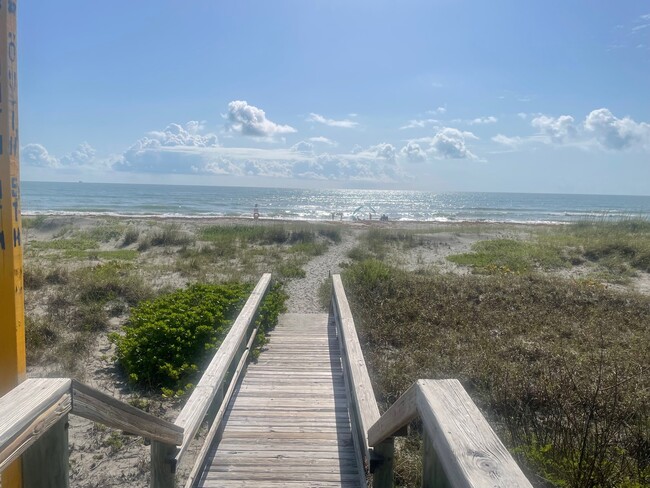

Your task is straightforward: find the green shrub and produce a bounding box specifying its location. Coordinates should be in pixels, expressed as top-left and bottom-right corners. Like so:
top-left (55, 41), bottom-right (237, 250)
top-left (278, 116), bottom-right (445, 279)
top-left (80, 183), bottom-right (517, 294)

top-left (112, 283), bottom-right (251, 391)
top-left (251, 283), bottom-right (288, 357)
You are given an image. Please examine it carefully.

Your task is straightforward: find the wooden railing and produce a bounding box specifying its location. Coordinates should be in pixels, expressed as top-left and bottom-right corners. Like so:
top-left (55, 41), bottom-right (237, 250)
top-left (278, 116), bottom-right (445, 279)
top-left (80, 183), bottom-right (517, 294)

top-left (154, 272), bottom-right (272, 488)
top-left (0, 273), bottom-right (272, 488)
top-left (332, 274), bottom-right (533, 488)
top-left (0, 378), bottom-right (183, 487)
top-left (331, 274), bottom-right (394, 488)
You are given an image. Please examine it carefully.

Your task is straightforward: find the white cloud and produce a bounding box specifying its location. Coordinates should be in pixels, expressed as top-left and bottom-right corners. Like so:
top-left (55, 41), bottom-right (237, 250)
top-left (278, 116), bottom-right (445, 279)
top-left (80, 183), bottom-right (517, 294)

top-left (307, 113), bottom-right (359, 129)
top-left (22, 143), bottom-right (60, 168)
top-left (115, 123), bottom-right (401, 182)
top-left (143, 121), bottom-right (219, 148)
top-left (493, 108), bottom-right (650, 152)
top-left (469, 116), bottom-right (498, 125)
top-left (226, 101), bottom-right (296, 138)
top-left (531, 114), bottom-right (577, 143)
top-left (22, 142), bottom-right (100, 168)
top-left (400, 141), bottom-right (427, 162)
top-left (400, 118), bottom-right (439, 130)
top-left (584, 108), bottom-right (650, 150)
top-left (429, 128), bottom-right (478, 160)
top-left (517, 112), bottom-right (528, 120)
top-left (290, 141), bottom-right (314, 153)
top-left (60, 142), bottom-right (97, 166)
top-left (368, 143), bottom-right (397, 163)
top-left (491, 134), bottom-right (525, 148)
top-left (308, 136), bottom-right (337, 146)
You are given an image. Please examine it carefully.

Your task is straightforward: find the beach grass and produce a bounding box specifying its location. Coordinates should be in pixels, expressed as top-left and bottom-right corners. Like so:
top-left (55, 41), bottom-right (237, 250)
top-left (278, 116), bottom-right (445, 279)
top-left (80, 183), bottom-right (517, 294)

top-left (448, 219), bottom-right (650, 277)
top-left (342, 259), bottom-right (649, 487)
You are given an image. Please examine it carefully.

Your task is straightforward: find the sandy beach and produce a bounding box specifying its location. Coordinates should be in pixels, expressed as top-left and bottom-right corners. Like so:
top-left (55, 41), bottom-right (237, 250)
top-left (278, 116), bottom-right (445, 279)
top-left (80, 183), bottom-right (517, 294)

top-left (21, 215), bottom-right (650, 487)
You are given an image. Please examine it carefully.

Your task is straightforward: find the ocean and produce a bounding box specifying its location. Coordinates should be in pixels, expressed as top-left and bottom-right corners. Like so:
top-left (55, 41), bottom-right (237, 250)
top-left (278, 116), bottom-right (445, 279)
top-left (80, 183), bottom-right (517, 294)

top-left (21, 181), bottom-right (650, 225)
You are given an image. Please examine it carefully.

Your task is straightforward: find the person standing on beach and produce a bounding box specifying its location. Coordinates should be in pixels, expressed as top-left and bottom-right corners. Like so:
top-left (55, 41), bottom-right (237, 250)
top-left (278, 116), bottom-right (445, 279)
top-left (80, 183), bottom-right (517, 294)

top-left (253, 204), bottom-right (260, 220)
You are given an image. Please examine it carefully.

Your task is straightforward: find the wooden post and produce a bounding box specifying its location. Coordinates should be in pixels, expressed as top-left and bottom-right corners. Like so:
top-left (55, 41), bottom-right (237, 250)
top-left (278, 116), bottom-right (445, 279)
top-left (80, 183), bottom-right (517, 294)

top-left (372, 440), bottom-right (395, 488)
top-left (0, 1), bottom-right (25, 487)
top-left (422, 431), bottom-right (449, 488)
top-left (151, 441), bottom-right (177, 488)
top-left (22, 416), bottom-right (69, 488)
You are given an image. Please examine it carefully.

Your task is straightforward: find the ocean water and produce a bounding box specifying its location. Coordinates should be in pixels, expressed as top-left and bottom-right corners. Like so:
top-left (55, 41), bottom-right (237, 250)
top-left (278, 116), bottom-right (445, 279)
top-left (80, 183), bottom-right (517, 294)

top-left (21, 181), bottom-right (650, 224)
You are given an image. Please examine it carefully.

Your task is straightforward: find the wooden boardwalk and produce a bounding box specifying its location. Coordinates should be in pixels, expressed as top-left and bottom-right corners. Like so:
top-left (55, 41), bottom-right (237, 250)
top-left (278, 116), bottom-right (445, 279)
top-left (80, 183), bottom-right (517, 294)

top-left (195, 313), bottom-right (364, 488)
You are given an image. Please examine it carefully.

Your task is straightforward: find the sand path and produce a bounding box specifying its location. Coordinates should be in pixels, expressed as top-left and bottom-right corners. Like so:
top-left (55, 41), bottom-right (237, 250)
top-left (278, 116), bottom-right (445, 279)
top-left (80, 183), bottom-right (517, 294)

top-left (284, 230), bottom-right (359, 313)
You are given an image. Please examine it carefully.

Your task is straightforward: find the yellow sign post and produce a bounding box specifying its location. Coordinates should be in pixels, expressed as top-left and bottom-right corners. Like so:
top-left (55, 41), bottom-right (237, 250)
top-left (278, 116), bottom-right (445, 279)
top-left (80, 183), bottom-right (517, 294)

top-left (0, 1), bottom-right (25, 487)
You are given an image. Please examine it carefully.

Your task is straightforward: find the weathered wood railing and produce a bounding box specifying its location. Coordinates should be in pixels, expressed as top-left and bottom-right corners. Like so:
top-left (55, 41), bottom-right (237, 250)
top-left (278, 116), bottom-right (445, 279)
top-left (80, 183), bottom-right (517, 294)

top-left (332, 274), bottom-right (533, 488)
top-left (0, 378), bottom-right (183, 488)
top-left (155, 272), bottom-right (272, 488)
top-left (0, 273), bottom-right (272, 488)
top-left (331, 274), bottom-right (394, 487)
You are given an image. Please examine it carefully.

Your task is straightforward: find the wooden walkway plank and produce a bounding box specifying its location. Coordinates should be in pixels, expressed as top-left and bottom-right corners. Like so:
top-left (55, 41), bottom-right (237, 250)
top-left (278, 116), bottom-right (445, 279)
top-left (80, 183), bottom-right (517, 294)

top-left (194, 313), bottom-right (364, 488)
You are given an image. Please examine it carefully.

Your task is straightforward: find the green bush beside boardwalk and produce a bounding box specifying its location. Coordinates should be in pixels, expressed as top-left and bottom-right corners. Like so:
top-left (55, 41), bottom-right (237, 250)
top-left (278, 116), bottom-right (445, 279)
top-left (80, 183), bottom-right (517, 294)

top-left (111, 282), bottom-right (286, 396)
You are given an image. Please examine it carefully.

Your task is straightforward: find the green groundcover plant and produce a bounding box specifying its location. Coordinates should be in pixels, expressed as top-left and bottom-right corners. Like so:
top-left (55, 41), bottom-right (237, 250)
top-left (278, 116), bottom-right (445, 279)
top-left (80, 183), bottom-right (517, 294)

top-left (111, 282), bottom-right (286, 395)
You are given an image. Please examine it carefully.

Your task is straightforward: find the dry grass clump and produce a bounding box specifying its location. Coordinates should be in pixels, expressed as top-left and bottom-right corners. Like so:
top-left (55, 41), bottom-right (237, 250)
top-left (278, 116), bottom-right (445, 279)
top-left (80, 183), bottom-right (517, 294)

top-left (343, 260), bottom-right (649, 487)
top-left (26, 261), bottom-right (154, 376)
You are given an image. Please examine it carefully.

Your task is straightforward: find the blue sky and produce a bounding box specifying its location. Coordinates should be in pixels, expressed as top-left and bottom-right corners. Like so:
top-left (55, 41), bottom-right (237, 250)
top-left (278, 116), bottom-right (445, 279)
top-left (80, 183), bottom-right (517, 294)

top-left (18, 1), bottom-right (650, 194)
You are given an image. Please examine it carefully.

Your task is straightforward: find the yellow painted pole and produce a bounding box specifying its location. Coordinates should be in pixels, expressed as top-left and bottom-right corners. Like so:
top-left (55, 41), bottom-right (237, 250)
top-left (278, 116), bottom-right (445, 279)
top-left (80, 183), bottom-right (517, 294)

top-left (0, 1), bottom-right (25, 487)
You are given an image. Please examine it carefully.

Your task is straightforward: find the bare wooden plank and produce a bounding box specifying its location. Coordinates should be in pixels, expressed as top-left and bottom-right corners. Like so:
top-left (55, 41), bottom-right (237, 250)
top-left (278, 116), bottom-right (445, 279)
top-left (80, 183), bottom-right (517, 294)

top-left (0, 378), bottom-right (71, 470)
top-left (196, 311), bottom-right (362, 488)
top-left (22, 415), bottom-right (70, 488)
top-left (202, 471), bottom-right (361, 482)
top-left (418, 379), bottom-right (533, 488)
top-left (199, 480), bottom-right (360, 488)
top-left (175, 273), bottom-right (271, 462)
top-left (367, 382), bottom-right (418, 447)
top-left (71, 380), bottom-right (182, 446)
top-left (0, 391), bottom-right (70, 473)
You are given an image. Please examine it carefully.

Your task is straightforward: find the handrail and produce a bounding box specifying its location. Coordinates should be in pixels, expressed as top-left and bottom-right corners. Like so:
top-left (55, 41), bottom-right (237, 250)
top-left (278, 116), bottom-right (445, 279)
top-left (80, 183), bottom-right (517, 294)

top-left (331, 274), bottom-right (381, 460)
top-left (331, 274), bottom-right (393, 487)
top-left (71, 380), bottom-right (183, 445)
top-left (0, 378), bottom-right (72, 471)
top-left (0, 378), bottom-right (183, 475)
top-left (368, 379), bottom-right (534, 488)
top-left (172, 272), bottom-right (272, 465)
top-left (1, 273), bottom-right (273, 488)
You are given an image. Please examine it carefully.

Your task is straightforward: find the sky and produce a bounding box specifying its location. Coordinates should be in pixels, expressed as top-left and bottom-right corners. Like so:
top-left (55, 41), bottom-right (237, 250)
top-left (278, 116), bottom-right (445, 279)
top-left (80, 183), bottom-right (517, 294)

top-left (16, 1), bottom-right (650, 195)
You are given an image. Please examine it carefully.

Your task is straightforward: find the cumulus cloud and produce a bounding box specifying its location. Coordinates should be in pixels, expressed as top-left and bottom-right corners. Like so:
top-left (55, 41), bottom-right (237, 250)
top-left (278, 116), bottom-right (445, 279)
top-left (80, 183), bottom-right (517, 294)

top-left (584, 108), bottom-right (650, 150)
top-left (22, 143), bottom-right (59, 168)
top-left (307, 113), bottom-right (358, 129)
top-left (290, 141), bottom-right (314, 153)
top-left (493, 108), bottom-right (650, 152)
top-left (60, 142), bottom-right (96, 166)
top-left (22, 142), bottom-right (100, 168)
top-left (400, 141), bottom-right (427, 162)
top-left (142, 121), bottom-right (219, 148)
top-left (226, 101), bottom-right (296, 137)
top-left (531, 114), bottom-right (577, 143)
top-left (116, 121), bottom-right (221, 173)
top-left (429, 128), bottom-right (478, 160)
top-left (115, 123), bottom-right (401, 182)
top-left (368, 143), bottom-right (397, 163)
